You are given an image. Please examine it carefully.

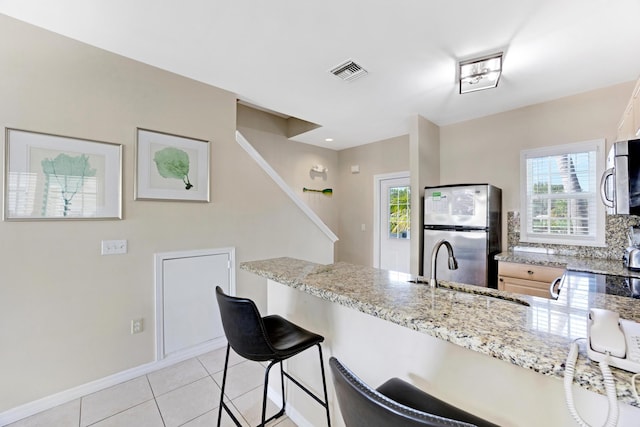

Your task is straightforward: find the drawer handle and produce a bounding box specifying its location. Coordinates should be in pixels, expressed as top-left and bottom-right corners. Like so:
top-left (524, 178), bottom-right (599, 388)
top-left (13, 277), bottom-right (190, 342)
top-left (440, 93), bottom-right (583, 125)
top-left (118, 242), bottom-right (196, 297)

top-left (527, 270), bottom-right (534, 275)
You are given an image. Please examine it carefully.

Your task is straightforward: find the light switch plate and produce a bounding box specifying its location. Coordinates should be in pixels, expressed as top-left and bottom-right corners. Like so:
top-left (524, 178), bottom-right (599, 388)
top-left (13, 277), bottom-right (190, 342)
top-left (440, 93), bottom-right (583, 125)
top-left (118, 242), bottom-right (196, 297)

top-left (101, 240), bottom-right (127, 255)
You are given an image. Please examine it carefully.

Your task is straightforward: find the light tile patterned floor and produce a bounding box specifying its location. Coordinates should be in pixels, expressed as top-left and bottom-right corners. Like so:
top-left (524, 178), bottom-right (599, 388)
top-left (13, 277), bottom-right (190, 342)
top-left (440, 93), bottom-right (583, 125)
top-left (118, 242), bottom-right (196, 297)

top-left (7, 347), bottom-right (297, 427)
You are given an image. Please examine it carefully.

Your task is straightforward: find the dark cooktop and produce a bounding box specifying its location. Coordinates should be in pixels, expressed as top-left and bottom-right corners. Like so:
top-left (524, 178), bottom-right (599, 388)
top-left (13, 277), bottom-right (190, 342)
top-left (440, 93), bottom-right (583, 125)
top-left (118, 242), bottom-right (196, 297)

top-left (562, 270), bottom-right (640, 299)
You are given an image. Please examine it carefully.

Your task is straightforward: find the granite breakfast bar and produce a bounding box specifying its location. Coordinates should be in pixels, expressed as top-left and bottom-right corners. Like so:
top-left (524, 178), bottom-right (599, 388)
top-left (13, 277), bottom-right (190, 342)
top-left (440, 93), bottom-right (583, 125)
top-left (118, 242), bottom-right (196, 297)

top-left (241, 257), bottom-right (640, 427)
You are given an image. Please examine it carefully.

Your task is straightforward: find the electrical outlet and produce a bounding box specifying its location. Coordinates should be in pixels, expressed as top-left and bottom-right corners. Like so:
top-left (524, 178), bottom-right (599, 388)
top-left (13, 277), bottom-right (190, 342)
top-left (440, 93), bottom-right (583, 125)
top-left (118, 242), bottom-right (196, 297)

top-left (101, 240), bottom-right (127, 255)
top-left (131, 318), bottom-right (143, 334)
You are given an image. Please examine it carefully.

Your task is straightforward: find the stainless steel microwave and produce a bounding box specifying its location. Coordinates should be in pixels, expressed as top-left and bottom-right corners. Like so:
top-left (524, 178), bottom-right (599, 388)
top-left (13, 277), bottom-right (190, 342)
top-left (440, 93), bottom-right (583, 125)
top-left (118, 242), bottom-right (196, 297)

top-left (601, 138), bottom-right (640, 214)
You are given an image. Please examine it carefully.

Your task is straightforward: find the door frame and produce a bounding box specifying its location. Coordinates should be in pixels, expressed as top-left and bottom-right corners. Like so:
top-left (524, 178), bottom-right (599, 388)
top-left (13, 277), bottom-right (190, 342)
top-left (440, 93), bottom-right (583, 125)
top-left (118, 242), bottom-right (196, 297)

top-left (373, 171), bottom-right (410, 269)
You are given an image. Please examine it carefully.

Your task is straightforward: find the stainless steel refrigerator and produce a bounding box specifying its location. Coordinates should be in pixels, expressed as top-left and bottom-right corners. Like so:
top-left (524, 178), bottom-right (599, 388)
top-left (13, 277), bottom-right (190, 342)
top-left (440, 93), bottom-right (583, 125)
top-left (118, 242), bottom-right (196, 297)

top-left (422, 184), bottom-right (501, 288)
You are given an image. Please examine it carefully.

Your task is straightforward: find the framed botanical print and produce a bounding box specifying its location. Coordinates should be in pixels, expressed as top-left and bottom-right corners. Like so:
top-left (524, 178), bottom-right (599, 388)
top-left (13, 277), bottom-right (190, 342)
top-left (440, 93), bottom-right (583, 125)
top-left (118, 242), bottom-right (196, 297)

top-left (4, 128), bottom-right (122, 220)
top-left (135, 128), bottom-right (210, 202)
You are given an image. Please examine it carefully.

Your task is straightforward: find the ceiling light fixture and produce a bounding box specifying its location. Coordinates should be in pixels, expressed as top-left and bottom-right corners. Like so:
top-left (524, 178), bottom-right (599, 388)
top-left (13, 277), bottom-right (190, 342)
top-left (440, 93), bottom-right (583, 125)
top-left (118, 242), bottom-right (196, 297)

top-left (458, 52), bottom-right (503, 94)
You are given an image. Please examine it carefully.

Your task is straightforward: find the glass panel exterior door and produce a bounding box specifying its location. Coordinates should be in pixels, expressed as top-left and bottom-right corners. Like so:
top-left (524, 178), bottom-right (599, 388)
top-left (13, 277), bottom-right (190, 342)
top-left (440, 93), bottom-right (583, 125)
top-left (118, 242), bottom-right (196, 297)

top-left (379, 177), bottom-right (410, 273)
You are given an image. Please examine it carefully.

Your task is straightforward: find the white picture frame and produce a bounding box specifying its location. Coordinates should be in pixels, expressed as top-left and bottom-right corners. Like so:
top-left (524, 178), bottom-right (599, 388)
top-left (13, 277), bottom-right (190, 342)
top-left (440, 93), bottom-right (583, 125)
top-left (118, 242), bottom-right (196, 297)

top-left (4, 128), bottom-right (122, 220)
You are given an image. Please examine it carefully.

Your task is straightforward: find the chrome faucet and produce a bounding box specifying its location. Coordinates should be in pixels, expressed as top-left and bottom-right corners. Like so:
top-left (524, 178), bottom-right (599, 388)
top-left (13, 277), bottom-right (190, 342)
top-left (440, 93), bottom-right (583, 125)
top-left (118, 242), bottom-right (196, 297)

top-left (429, 239), bottom-right (458, 288)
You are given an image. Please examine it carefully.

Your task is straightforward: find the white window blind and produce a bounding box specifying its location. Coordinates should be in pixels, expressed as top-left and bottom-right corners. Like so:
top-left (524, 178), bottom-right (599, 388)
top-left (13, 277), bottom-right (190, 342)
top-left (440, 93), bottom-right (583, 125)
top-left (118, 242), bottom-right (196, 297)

top-left (520, 139), bottom-right (605, 246)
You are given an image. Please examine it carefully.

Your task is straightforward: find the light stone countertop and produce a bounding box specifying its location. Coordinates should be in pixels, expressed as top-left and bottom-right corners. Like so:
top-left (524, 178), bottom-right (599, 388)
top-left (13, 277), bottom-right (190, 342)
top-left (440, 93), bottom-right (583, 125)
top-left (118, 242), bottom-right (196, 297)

top-left (241, 257), bottom-right (640, 408)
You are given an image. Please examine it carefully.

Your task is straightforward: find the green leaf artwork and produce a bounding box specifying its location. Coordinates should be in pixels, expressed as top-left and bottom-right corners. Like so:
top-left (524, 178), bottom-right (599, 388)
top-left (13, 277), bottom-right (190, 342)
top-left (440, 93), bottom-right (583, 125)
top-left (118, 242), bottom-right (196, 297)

top-left (153, 147), bottom-right (193, 190)
top-left (41, 153), bottom-right (97, 216)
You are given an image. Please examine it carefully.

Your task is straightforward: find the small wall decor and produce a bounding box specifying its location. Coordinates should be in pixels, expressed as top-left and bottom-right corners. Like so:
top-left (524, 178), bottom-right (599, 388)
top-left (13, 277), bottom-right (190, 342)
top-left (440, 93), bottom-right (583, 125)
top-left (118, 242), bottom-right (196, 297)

top-left (311, 165), bottom-right (328, 173)
top-left (303, 187), bottom-right (333, 196)
top-left (4, 128), bottom-right (122, 220)
top-left (135, 128), bottom-right (210, 202)
top-left (310, 164), bottom-right (328, 180)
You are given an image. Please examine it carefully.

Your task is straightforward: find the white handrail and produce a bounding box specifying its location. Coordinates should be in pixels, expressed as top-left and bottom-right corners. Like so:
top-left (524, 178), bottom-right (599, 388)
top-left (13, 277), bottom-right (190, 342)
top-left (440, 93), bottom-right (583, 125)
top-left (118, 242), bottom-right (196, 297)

top-left (235, 130), bottom-right (339, 243)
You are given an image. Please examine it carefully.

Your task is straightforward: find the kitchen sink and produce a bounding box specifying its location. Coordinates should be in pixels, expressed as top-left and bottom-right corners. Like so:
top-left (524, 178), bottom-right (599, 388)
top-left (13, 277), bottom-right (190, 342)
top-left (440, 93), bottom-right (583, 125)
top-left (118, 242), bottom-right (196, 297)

top-left (408, 278), bottom-right (530, 306)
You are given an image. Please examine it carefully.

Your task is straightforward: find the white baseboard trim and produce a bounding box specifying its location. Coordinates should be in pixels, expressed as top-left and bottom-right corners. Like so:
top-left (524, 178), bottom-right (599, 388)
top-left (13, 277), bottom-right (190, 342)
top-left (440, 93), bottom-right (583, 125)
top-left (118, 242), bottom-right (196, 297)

top-left (283, 401), bottom-right (315, 427)
top-left (0, 338), bottom-right (227, 427)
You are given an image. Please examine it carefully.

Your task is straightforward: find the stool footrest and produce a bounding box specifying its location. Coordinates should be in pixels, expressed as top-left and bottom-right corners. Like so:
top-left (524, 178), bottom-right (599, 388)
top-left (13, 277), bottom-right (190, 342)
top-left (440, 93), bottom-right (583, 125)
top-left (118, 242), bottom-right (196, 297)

top-left (220, 400), bottom-right (285, 427)
top-left (283, 370), bottom-right (329, 408)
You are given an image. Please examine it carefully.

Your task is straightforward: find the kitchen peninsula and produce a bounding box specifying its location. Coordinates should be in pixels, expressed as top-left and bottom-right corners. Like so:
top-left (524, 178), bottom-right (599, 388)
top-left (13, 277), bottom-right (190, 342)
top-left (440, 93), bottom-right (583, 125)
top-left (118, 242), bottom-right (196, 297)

top-left (241, 257), bottom-right (640, 427)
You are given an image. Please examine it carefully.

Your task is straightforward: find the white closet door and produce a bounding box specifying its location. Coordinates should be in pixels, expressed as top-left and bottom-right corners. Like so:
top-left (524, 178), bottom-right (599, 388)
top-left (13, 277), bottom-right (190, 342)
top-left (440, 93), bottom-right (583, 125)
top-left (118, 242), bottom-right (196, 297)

top-left (163, 253), bottom-right (230, 355)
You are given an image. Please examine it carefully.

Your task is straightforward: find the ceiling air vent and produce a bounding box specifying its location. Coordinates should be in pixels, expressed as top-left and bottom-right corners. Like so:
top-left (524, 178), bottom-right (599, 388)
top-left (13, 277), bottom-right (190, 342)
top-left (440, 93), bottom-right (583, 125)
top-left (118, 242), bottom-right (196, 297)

top-left (330, 60), bottom-right (368, 82)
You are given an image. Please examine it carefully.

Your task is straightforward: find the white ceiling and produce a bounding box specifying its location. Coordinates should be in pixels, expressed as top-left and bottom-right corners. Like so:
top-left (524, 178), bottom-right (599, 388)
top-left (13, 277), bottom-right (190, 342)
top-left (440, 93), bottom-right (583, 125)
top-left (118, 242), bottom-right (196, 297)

top-left (2, 0), bottom-right (640, 150)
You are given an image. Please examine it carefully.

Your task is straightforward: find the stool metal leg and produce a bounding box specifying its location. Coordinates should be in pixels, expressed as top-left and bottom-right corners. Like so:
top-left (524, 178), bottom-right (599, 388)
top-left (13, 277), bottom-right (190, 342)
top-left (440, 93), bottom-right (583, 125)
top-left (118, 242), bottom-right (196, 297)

top-left (260, 360), bottom-right (286, 426)
top-left (317, 344), bottom-right (331, 427)
top-left (279, 360), bottom-right (286, 413)
top-left (217, 344), bottom-right (243, 427)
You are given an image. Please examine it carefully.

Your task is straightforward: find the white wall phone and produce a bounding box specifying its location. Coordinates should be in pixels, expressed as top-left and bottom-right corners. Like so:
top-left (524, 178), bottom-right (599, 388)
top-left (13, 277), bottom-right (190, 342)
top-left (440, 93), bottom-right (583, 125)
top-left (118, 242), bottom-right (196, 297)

top-left (564, 308), bottom-right (640, 427)
top-left (588, 308), bottom-right (640, 373)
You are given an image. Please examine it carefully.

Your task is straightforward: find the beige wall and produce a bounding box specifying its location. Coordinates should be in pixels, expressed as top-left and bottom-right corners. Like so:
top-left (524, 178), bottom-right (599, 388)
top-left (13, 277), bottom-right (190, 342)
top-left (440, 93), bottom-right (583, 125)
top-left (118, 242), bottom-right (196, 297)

top-left (237, 105), bottom-right (339, 234)
top-left (336, 135), bottom-right (410, 266)
top-left (440, 82), bottom-right (633, 250)
top-left (0, 16), bottom-right (333, 412)
top-left (236, 110), bottom-right (412, 268)
top-left (334, 83), bottom-right (633, 271)
top-left (410, 115), bottom-right (440, 275)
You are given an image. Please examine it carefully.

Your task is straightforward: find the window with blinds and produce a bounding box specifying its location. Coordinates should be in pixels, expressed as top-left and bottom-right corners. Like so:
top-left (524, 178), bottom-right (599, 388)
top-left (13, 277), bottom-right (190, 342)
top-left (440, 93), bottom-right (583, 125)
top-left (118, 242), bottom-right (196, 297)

top-left (520, 139), bottom-right (606, 246)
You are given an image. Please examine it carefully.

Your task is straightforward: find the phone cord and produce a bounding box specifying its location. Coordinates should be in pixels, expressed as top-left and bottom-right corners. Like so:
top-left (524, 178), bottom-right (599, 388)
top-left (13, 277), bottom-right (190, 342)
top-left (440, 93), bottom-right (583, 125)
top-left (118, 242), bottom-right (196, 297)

top-left (564, 341), bottom-right (619, 427)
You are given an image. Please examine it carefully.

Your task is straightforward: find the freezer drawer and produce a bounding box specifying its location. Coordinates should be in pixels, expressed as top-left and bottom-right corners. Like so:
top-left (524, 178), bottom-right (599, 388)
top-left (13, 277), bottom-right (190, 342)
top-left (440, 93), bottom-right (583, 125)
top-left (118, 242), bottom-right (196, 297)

top-left (423, 228), bottom-right (489, 287)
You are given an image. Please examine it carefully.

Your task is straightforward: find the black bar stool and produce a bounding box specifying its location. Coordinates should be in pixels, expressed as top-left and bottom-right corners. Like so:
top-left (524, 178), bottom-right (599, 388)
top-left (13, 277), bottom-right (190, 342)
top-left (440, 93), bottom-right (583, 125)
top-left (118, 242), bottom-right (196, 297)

top-left (329, 357), bottom-right (499, 427)
top-left (215, 286), bottom-right (331, 427)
